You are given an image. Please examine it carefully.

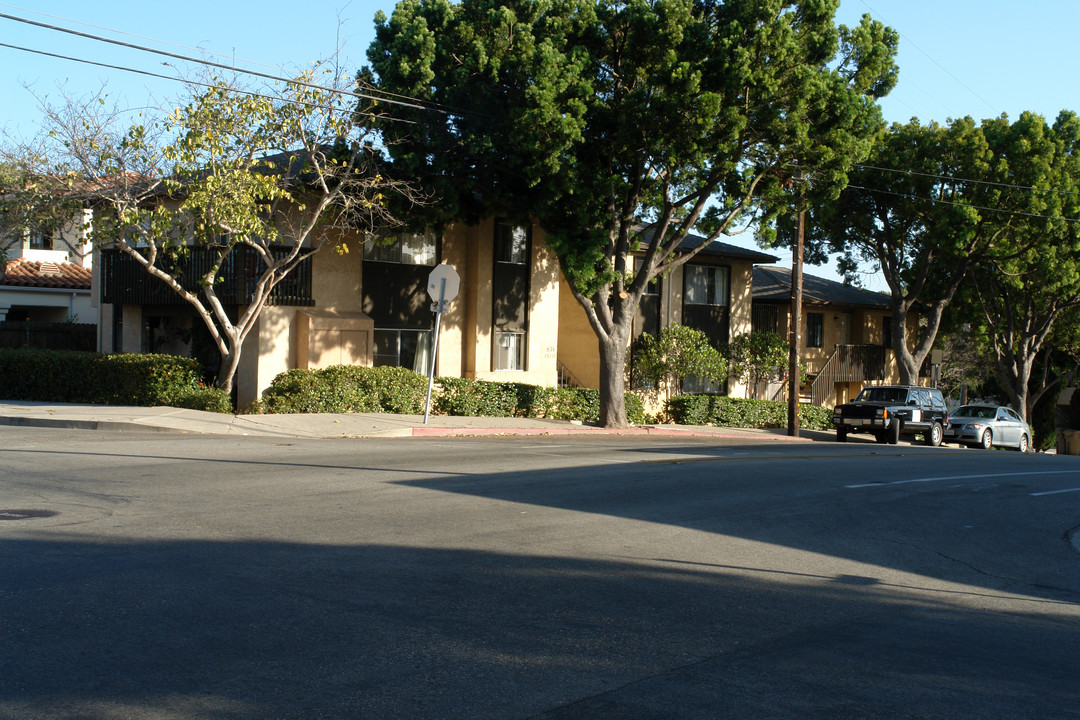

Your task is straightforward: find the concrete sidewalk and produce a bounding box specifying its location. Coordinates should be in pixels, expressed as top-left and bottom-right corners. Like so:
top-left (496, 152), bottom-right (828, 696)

top-left (0, 400), bottom-right (824, 441)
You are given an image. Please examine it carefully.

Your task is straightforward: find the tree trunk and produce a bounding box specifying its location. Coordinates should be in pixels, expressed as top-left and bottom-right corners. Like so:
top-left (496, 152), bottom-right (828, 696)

top-left (216, 346), bottom-right (241, 395)
top-left (597, 329), bottom-right (630, 428)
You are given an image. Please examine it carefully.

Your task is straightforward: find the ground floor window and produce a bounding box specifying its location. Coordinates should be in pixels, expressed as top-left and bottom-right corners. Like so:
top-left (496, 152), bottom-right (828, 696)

top-left (374, 328), bottom-right (432, 374)
top-left (494, 330), bottom-right (526, 371)
top-left (682, 374), bottom-right (725, 395)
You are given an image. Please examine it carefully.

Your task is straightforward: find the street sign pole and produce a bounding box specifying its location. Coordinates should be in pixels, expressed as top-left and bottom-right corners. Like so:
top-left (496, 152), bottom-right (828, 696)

top-left (423, 265), bottom-right (460, 424)
top-left (423, 284), bottom-right (446, 424)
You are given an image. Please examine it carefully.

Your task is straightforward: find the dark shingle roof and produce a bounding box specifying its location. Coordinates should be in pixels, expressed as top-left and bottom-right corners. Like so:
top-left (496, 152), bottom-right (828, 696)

top-left (1, 258), bottom-right (92, 290)
top-left (636, 228), bottom-right (780, 264)
top-left (753, 266), bottom-right (890, 308)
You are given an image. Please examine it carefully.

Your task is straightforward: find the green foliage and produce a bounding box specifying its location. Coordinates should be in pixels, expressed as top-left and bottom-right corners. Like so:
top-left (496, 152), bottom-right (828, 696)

top-left (1032, 389), bottom-right (1059, 451)
top-left (6, 68), bottom-right (417, 395)
top-left (631, 325), bottom-right (728, 398)
top-left (434, 377), bottom-right (648, 425)
top-left (667, 395), bottom-right (833, 431)
top-left (256, 365), bottom-right (428, 414)
top-left (0, 348), bottom-right (230, 410)
top-left (726, 331), bottom-right (789, 393)
top-left (367, 0), bottom-right (898, 426)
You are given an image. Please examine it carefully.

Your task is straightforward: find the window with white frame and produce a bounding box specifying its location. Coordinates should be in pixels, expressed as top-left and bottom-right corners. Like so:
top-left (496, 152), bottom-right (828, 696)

top-left (683, 264), bottom-right (729, 306)
top-left (494, 330), bottom-right (526, 371)
top-left (364, 230), bottom-right (437, 265)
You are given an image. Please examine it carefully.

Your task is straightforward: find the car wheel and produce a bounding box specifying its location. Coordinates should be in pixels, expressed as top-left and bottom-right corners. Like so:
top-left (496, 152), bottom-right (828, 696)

top-left (874, 431), bottom-right (888, 444)
top-left (836, 428), bottom-right (848, 443)
top-left (888, 419), bottom-right (901, 445)
top-left (980, 428), bottom-right (993, 450)
top-left (1017, 434), bottom-right (1029, 453)
top-left (924, 421), bottom-right (943, 447)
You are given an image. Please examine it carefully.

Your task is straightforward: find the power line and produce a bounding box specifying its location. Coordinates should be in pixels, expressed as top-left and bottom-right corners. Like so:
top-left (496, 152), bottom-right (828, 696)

top-left (857, 0), bottom-right (999, 117)
top-left (843, 183), bottom-right (1080, 223)
top-left (0, 2), bottom-right (286, 75)
top-left (0, 11), bottom-right (475, 119)
top-left (0, 41), bottom-right (416, 125)
top-left (853, 163), bottom-right (1080, 197)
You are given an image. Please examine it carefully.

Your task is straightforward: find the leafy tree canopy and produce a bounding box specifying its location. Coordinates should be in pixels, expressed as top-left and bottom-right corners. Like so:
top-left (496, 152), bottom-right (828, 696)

top-left (364, 0), bottom-right (897, 426)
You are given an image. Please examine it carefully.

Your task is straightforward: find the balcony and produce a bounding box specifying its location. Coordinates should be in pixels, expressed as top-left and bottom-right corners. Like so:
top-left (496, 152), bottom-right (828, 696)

top-left (100, 246), bottom-right (314, 307)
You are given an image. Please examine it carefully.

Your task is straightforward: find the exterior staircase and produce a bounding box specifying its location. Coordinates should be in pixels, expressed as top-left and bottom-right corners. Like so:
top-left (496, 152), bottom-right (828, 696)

top-left (807, 344), bottom-right (887, 406)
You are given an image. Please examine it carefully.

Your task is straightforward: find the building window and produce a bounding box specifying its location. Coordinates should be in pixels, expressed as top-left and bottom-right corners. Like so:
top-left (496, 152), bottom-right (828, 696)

top-left (494, 330), bottom-right (526, 371)
top-left (752, 304), bottom-right (779, 334)
top-left (637, 257), bottom-right (660, 296)
top-left (373, 328), bottom-right (432, 373)
top-left (27, 225), bottom-right (55, 250)
top-left (807, 312), bottom-right (824, 348)
top-left (882, 316), bottom-right (893, 348)
top-left (684, 264), bottom-right (729, 306)
top-left (495, 222), bottom-right (529, 264)
top-left (364, 231), bottom-right (437, 265)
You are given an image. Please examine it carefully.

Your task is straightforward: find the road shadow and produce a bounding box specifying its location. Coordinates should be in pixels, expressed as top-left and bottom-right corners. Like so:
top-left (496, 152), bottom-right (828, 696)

top-left (2, 537), bottom-right (1078, 719)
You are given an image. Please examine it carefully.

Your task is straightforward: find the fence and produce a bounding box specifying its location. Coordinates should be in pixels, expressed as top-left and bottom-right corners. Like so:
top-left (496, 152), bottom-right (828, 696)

top-left (0, 321), bottom-right (97, 351)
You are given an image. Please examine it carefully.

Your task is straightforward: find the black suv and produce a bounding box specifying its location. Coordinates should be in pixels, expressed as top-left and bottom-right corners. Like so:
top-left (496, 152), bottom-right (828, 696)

top-left (832, 385), bottom-right (949, 446)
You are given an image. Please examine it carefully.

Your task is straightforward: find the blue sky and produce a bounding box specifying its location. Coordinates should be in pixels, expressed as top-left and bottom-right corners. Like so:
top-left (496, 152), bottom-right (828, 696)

top-left (2, 0), bottom-right (1077, 286)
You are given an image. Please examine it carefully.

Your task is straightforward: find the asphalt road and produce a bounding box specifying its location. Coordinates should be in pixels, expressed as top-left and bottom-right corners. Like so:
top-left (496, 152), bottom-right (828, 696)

top-left (2, 428), bottom-right (1079, 719)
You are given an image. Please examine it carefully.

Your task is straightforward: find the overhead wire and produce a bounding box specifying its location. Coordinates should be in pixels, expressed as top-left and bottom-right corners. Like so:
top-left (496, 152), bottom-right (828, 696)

top-left (852, 163), bottom-right (1080, 197)
top-left (842, 184), bottom-right (1080, 224)
top-left (0, 10), bottom-right (479, 120)
top-left (0, 41), bottom-right (417, 125)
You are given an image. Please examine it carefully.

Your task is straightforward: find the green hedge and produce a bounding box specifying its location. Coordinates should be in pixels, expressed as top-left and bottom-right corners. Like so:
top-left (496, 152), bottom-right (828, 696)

top-left (255, 370), bottom-right (648, 424)
top-left (666, 394), bottom-right (833, 430)
top-left (433, 377), bottom-right (648, 424)
top-left (0, 348), bottom-right (232, 412)
top-left (254, 365), bottom-right (428, 414)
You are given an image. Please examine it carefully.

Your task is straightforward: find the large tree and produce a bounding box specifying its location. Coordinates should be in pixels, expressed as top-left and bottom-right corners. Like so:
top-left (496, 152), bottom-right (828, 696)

top-left (5, 69), bottom-right (418, 394)
top-left (796, 113), bottom-right (1070, 387)
top-left (966, 112), bottom-right (1080, 420)
top-left (364, 0), bottom-right (898, 427)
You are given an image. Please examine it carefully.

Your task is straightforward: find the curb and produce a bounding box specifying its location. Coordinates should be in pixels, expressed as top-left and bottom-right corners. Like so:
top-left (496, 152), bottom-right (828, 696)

top-left (0, 416), bottom-right (181, 434)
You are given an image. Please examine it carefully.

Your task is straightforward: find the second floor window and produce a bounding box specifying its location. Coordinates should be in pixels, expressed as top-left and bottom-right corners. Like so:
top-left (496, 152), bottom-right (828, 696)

top-left (684, 264), bottom-right (729, 306)
top-left (495, 222), bottom-right (529, 264)
top-left (28, 225), bottom-right (55, 250)
top-left (807, 312), bottom-right (824, 348)
top-left (364, 230), bottom-right (437, 265)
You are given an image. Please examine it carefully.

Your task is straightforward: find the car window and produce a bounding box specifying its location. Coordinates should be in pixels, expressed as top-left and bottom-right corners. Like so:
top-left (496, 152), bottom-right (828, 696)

top-left (917, 390), bottom-right (931, 405)
top-left (857, 387), bottom-right (906, 402)
top-left (1004, 408), bottom-right (1021, 422)
top-left (931, 392), bottom-right (945, 409)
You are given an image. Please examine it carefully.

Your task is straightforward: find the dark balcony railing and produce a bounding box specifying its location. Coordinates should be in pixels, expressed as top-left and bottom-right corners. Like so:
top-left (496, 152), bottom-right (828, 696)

top-left (809, 344), bottom-right (887, 406)
top-left (100, 246), bottom-right (314, 307)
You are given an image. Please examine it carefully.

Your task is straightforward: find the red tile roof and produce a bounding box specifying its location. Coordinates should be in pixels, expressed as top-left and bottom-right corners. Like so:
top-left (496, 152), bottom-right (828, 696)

top-left (1, 258), bottom-right (92, 290)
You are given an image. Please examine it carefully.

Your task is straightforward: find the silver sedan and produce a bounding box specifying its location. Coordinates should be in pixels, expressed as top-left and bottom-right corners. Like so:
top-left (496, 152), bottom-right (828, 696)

top-left (945, 404), bottom-right (1031, 452)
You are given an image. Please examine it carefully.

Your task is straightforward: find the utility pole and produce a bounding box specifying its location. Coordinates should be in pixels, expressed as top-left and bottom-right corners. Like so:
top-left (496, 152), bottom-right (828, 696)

top-left (787, 170), bottom-right (805, 437)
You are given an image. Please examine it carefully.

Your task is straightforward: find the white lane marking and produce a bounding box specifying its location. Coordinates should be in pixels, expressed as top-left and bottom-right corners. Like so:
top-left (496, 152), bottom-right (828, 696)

top-left (1031, 487), bottom-right (1080, 497)
top-left (846, 470), bottom-right (1078, 489)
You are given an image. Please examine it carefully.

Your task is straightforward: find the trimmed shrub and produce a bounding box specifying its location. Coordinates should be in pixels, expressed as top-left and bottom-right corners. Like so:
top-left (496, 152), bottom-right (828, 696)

top-left (667, 394), bottom-right (833, 430)
top-left (433, 377), bottom-right (524, 417)
top-left (0, 348), bottom-right (230, 410)
top-left (172, 386), bottom-right (234, 413)
top-left (257, 365), bottom-right (428, 414)
top-left (433, 377), bottom-right (649, 424)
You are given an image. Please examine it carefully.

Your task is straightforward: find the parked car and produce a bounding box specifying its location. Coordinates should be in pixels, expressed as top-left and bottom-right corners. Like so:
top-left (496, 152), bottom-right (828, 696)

top-left (945, 404), bottom-right (1031, 452)
top-left (832, 385), bottom-right (949, 445)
